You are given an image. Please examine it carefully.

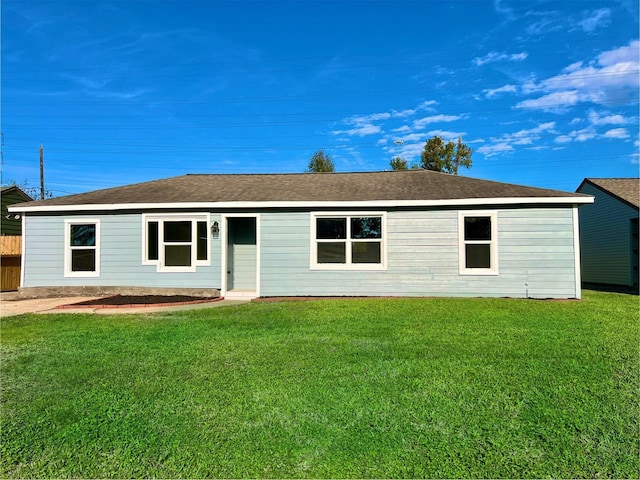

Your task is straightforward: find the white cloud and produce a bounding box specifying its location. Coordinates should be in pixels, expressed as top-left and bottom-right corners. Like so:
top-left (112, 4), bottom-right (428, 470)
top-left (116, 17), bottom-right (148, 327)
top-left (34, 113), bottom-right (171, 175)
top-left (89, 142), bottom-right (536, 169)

top-left (426, 130), bottom-right (467, 141)
top-left (347, 112), bottom-right (391, 124)
top-left (332, 124), bottom-right (382, 137)
top-left (398, 133), bottom-right (426, 142)
top-left (391, 109), bottom-right (415, 118)
top-left (572, 128), bottom-right (598, 142)
top-left (516, 90), bottom-right (580, 111)
top-left (477, 142), bottom-right (515, 157)
top-left (484, 84), bottom-right (518, 98)
top-left (333, 99), bottom-right (441, 138)
top-left (555, 135), bottom-right (573, 144)
top-left (579, 8), bottom-right (611, 33)
top-left (413, 114), bottom-right (461, 129)
top-left (516, 40), bottom-right (639, 111)
top-left (473, 51), bottom-right (528, 66)
top-left (477, 123), bottom-right (555, 157)
top-left (588, 110), bottom-right (629, 126)
top-left (603, 128), bottom-right (630, 139)
top-left (418, 100), bottom-right (438, 109)
top-left (553, 125), bottom-right (630, 143)
top-left (555, 127), bottom-right (598, 143)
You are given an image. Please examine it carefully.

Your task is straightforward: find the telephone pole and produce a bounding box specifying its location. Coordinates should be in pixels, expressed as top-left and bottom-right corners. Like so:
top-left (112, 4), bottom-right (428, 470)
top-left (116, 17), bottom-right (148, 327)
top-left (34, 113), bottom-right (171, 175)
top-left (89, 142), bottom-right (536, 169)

top-left (39, 145), bottom-right (45, 200)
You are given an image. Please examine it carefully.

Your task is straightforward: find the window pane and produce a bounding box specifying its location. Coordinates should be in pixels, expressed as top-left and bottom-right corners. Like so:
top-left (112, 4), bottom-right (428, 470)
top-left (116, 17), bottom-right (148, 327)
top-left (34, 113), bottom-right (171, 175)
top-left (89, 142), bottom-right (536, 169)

top-left (465, 217), bottom-right (491, 241)
top-left (352, 242), bottom-right (381, 263)
top-left (70, 224), bottom-right (95, 246)
top-left (164, 221), bottom-right (192, 242)
top-left (71, 249), bottom-right (96, 271)
top-left (317, 242), bottom-right (346, 263)
top-left (148, 221), bottom-right (159, 261)
top-left (197, 221), bottom-right (208, 261)
top-left (165, 245), bottom-right (192, 266)
top-left (466, 244), bottom-right (491, 269)
top-left (351, 217), bottom-right (381, 239)
top-left (317, 218), bottom-right (346, 239)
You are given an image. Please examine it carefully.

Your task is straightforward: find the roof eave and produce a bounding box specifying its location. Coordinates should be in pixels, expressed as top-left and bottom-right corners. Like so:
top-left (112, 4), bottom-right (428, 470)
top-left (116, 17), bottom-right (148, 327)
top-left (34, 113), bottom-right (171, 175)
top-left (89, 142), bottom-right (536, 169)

top-left (9, 196), bottom-right (594, 213)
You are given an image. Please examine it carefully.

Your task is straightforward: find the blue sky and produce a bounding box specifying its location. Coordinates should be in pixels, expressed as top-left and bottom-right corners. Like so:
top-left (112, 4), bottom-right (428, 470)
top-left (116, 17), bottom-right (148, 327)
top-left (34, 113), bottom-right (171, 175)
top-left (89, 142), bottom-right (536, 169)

top-left (2, 0), bottom-right (638, 196)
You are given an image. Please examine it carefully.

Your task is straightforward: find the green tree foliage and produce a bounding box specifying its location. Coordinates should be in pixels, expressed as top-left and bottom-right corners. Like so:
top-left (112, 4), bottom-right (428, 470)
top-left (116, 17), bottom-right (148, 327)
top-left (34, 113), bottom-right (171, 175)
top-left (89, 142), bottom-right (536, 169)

top-left (390, 157), bottom-right (408, 170)
top-left (306, 149), bottom-right (335, 173)
top-left (420, 136), bottom-right (473, 174)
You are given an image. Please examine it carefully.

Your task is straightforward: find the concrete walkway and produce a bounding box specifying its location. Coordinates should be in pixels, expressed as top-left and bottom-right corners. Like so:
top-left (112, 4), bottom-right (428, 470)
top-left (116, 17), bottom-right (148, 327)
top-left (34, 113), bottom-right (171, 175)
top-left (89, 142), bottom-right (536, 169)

top-left (0, 293), bottom-right (249, 317)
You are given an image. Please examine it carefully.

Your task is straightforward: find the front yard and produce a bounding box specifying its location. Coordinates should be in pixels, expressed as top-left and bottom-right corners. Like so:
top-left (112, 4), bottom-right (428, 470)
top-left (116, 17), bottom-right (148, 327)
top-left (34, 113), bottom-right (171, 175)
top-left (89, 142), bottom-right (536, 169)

top-left (1, 291), bottom-right (638, 478)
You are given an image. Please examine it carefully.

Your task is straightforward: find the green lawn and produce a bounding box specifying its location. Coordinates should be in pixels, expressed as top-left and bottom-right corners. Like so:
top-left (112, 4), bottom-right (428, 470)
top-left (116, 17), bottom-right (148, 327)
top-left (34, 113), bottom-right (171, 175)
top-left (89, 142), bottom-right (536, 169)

top-left (1, 291), bottom-right (638, 478)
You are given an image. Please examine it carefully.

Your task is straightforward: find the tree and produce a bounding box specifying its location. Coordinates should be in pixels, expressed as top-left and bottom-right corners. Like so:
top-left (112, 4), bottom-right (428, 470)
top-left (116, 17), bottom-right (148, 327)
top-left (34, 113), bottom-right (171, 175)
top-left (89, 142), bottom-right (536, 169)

top-left (4, 179), bottom-right (53, 200)
top-left (420, 136), bottom-right (473, 174)
top-left (390, 157), bottom-right (408, 170)
top-left (306, 149), bottom-right (335, 173)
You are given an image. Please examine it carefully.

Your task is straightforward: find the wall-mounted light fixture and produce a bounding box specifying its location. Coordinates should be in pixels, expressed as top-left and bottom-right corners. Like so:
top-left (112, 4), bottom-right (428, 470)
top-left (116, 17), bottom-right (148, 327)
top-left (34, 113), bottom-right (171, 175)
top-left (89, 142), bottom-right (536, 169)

top-left (4, 214), bottom-right (21, 220)
top-left (211, 221), bottom-right (219, 238)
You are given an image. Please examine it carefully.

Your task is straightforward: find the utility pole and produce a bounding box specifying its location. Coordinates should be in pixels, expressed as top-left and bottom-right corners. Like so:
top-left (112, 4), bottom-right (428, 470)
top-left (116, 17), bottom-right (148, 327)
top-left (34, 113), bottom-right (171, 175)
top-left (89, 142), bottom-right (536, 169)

top-left (39, 145), bottom-right (45, 200)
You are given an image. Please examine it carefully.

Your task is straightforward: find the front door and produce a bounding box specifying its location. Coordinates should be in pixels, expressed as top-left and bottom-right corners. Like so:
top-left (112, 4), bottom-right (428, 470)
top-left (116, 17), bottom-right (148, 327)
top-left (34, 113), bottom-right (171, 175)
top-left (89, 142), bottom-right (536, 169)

top-left (225, 216), bottom-right (258, 297)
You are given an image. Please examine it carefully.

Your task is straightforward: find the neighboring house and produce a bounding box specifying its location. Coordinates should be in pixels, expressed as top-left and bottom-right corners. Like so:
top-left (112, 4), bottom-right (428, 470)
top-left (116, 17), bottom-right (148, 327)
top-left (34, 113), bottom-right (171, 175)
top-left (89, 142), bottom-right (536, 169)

top-left (9, 170), bottom-right (593, 299)
top-left (576, 178), bottom-right (639, 293)
top-left (1, 186), bottom-right (34, 291)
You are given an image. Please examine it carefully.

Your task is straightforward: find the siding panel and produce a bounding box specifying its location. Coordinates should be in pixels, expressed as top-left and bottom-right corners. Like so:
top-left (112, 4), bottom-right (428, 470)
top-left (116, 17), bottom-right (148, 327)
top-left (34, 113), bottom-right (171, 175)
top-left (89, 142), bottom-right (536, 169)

top-left (22, 207), bottom-right (579, 298)
top-left (260, 208), bottom-right (578, 298)
top-left (577, 182), bottom-right (638, 286)
top-left (23, 213), bottom-right (221, 289)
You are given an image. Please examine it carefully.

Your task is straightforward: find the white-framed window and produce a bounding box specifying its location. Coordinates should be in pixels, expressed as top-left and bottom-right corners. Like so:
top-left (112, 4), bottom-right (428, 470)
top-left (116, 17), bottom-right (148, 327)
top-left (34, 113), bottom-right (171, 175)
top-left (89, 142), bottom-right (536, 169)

top-left (458, 211), bottom-right (498, 275)
top-left (64, 219), bottom-right (100, 277)
top-left (142, 214), bottom-right (210, 272)
top-left (310, 212), bottom-right (387, 270)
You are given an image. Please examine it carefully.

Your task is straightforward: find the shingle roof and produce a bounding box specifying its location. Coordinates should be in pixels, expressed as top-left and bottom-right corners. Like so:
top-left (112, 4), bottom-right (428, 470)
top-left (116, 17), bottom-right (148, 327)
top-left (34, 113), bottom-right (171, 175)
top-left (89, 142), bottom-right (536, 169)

top-left (12, 170), bottom-right (590, 211)
top-left (579, 178), bottom-right (639, 209)
top-left (1, 185), bottom-right (34, 201)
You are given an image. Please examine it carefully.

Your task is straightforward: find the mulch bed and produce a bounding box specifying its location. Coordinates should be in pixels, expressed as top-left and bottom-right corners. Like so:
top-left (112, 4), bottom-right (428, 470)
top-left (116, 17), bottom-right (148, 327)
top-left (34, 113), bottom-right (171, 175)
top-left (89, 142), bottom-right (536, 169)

top-left (57, 295), bottom-right (222, 309)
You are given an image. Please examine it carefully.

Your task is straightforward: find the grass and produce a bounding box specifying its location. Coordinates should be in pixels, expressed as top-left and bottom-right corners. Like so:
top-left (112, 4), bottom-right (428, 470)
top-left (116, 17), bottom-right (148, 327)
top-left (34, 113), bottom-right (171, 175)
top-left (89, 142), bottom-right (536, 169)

top-left (1, 291), bottom-right (638, 478)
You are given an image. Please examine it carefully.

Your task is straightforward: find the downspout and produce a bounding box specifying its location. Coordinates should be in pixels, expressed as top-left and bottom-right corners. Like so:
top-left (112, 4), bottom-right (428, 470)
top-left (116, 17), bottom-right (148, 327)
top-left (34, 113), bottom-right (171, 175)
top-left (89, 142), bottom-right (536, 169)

top-left (572, 205), bottom-right (582, 299)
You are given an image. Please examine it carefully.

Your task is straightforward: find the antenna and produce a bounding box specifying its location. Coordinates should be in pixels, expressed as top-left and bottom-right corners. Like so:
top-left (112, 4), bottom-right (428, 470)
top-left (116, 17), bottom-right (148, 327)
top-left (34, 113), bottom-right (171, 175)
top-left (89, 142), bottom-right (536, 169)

top-left (392, 139), bottom-right (404, 158)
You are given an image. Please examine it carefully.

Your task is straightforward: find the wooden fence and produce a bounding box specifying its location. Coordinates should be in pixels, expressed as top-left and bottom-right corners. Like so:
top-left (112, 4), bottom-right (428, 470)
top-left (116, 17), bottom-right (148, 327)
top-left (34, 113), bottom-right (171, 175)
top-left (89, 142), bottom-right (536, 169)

top-left (1, 236), bottom-right (22, 291)
top-left (1, 236), bottom-right (22, 256)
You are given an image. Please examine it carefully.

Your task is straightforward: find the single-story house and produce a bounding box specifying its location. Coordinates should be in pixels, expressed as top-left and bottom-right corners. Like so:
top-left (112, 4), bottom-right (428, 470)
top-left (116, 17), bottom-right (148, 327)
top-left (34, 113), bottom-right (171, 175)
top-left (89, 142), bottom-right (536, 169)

top-left (576, 178), bottom-right (639, 293)
top-left (9, 170), bottom-right (593, 299)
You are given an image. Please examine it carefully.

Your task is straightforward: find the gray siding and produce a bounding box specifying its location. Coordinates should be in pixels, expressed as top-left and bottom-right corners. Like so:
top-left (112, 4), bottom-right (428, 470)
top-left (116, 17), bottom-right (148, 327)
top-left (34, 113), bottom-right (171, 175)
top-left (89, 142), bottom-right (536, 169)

top-left (22, 207), bottom-right (580, 298)
top-left (23, 213), bottom-right (222, 289)
top-left (260, 208), bottom-right (578, 299)
top-left (577, 183), bottom-right (639, 286)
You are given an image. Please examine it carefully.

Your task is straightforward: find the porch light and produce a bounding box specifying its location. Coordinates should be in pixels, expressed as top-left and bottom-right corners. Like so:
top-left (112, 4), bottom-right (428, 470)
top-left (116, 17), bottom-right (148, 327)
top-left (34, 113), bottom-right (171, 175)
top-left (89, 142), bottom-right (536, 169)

top-left (211, 221), bottom-right (219, 238)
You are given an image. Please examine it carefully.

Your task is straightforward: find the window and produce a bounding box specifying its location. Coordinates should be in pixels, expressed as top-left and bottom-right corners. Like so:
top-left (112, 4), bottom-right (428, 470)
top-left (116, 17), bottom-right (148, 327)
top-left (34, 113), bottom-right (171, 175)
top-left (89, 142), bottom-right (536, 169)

top-left (459, 211), bottom-right (498, 275)
top-left (65, 219), bottom-right (100, 277)
top-left (311, 213), bottom-right (386, 270)
top-left (143, 215), bottom-right (210, 272)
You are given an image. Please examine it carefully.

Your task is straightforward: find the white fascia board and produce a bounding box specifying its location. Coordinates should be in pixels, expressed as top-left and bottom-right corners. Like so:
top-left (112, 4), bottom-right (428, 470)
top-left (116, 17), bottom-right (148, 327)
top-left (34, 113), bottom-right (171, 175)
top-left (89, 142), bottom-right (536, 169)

top-left (8, 196), bottom-right (594, 213)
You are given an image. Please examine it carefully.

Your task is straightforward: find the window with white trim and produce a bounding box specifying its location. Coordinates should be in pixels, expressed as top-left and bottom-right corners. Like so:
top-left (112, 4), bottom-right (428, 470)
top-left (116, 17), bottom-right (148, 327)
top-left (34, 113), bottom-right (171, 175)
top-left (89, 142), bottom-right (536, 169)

top-left (143, 215), bottom-right (210, 272)
top-left (458, 211), bottom-right (498, 275)
top-left (65, 219), bottom-right (100, 277)
top-left (311, 213), bottom-right (386, 270)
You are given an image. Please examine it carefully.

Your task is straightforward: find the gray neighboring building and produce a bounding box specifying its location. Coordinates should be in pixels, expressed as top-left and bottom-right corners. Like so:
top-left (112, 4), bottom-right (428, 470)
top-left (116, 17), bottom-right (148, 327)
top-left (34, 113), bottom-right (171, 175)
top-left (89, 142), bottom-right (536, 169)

top-left (576, 178), bottom-right (639, 293)
top-left (9, 170), bottom-right (593, 299)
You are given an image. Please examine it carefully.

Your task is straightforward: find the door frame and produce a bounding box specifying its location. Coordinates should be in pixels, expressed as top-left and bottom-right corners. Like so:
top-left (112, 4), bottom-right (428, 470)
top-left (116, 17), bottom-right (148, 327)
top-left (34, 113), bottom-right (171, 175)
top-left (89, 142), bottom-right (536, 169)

top-left (221, 214), bottom-right (260, 298)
